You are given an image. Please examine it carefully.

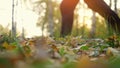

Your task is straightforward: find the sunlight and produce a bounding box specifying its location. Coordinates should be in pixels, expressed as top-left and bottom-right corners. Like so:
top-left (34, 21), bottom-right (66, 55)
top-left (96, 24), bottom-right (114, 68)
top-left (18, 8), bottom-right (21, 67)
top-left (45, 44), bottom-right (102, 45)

top-left (0, 1), bottom-right (120, 67)
top-left (77, 0), bottom-right (120, 29)
top-left (0, 0), bottom-right (42, 37)
top-left (0, 0), bottom-right (12, 27)
top-left (0, 0), bottom-right (120, 37)
top-left (76, 0), bottom-right (93, 29)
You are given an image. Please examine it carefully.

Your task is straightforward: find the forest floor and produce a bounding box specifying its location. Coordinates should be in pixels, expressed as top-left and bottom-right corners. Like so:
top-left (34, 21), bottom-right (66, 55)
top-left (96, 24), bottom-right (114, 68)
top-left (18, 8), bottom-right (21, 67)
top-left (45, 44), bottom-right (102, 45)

top-left (0, 35), bottom-right (120, 68)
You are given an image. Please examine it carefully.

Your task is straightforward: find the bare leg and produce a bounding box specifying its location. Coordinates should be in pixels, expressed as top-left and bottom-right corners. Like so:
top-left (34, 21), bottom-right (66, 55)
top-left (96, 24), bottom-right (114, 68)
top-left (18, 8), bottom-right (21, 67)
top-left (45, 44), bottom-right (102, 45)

top-left (60, 0), bottom-right (79, 37)
top-left (84, 0), bottom-right (120, 34)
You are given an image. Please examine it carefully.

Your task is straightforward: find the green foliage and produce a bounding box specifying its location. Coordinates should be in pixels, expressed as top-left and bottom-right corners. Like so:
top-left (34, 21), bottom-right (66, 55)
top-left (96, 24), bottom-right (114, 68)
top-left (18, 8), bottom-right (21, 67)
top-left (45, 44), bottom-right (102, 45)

top-left (1, 1), bottom-right (120, 68)
top-left (0, 34), bottom-right (120, 68)
top-left (0, 34), bottom-right (13, 44)
top-left (0, 58), bottom-right (13, 68)
top-left (99, 44), bottom-right (108, 52)
top-left (59, 47), bottom-right (66, 56)
top-left (94, 17), bottom-right (108, 38)
top-left (105, 35), bottom-right (120, 48)
top-left (63, 62), bottom-right (76, 68)
top-left (32, 61), bottom-right (51, 68)
top-left (80, 46), bottom-right (89, 51)
top-left (108, 56), bottom-right (120, 68)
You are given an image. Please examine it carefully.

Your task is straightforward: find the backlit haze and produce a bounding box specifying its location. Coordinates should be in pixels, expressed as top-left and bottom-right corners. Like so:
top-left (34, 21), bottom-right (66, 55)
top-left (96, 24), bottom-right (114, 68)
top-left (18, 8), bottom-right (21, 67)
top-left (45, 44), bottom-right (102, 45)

top-left (0, 0), bottom-right (120, 37)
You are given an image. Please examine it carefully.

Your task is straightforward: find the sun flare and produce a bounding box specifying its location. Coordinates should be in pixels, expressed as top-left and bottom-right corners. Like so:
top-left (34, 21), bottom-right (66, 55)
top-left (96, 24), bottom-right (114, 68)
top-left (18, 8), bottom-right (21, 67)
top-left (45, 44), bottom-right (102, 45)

top-left (0, 0), bottom-right (120, 37)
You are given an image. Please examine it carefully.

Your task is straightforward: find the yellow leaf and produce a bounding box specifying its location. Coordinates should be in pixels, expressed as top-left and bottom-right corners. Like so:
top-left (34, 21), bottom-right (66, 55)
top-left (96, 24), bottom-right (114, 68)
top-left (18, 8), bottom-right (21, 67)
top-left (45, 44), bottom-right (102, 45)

top-left (2, 42), bottom-right (16, 50)
top-left (2, 42), bottom-right (9, 49)
top-left (8, 45), bottom-right (16, 50)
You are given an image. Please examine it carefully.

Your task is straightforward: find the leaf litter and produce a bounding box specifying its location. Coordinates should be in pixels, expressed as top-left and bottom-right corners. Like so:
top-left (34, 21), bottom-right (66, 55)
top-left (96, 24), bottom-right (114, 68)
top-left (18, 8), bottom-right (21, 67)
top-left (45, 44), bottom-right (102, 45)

top-left (0, 35), bottom-right (120, 68)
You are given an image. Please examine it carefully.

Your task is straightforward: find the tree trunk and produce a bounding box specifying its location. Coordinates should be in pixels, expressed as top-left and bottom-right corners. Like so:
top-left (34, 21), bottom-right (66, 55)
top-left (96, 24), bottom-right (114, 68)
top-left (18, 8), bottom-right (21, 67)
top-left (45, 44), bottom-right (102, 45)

top-left (48, 0), bottom-right (54, 36)
top-left (90, 11), bottom-right (96, 38)
top-left (84, 0), bottom-right (120, 34)
top-left (114, 0), bottom-right (117, 13)
top-left (109, 0), bottom-right (112, 8)
top-left (12, 0), bottom-right (16, 38)
top-left (22, 27), bottom-right (25, 39)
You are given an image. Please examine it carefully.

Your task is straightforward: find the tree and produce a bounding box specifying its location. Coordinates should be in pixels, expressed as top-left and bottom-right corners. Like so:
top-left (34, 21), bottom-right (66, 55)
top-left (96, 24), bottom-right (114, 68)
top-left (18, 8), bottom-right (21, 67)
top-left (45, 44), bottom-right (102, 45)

top-left (47, 0), bottom-right (54, 36)
top-left (12, 0), bottom-right (17, 38)
top-left (24, 0), bottom-right (61, 37)
top-left (60, 0), bottom-right (120, 37)
top-left (90, 11), bottom-right (96, 38)
top-left (114, 0), bottom-right (117, 13)
top-left (109, 0), bottom-right (112, 8)
top-left (84, 0), bottom-right (120, 33)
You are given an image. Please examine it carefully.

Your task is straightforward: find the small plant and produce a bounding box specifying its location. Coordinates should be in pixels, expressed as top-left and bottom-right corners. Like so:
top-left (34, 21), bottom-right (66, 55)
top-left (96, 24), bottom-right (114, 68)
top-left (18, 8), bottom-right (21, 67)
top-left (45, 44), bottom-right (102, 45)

top-left (105, 35), bottom-right (120, 48)
top-left (59, 47), bottom-right (66, 57)
top-left (80, 46), bottom-right (89, 51)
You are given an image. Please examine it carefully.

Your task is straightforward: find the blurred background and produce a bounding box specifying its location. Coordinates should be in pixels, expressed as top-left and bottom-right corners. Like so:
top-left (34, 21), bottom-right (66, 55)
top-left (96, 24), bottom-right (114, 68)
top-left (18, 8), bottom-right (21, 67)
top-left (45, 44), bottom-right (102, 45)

top-left (0, 0), bottom-right (120, 38)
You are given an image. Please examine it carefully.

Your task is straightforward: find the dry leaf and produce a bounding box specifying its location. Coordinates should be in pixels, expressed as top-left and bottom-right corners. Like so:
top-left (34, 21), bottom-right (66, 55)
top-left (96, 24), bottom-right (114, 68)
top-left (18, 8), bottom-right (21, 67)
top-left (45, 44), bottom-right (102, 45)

top-left (51, 44), bottom-right (59, 52)
top-left (77, 54), bottom-right (92, 68)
